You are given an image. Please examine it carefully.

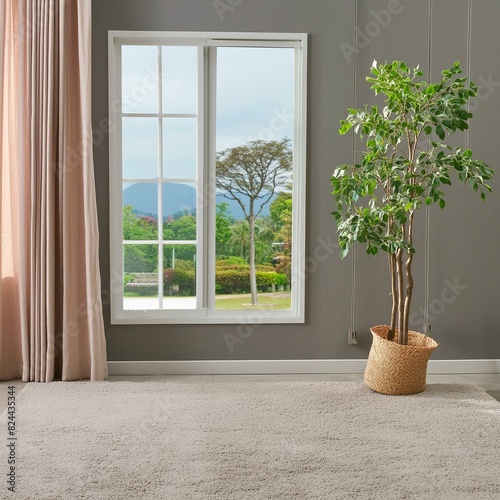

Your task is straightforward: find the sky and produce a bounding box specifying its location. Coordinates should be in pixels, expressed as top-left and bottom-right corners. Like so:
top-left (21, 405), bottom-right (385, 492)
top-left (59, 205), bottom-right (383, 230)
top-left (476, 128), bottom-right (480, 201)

top-left (120, 45), bottom-right (295, 181)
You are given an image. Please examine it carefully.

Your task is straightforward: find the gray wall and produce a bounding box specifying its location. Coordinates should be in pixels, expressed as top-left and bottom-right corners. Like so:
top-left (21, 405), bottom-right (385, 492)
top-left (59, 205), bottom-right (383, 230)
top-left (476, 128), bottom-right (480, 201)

top-left (92, 0), bottom-right (500, 362)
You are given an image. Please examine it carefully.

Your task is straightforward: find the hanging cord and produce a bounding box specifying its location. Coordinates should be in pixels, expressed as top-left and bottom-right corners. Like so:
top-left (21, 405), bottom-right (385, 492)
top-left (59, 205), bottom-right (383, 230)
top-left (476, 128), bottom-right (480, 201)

top-left (465, 0), bottom-right (472, 151)
top-left (422, 0), bottom-right (433, 334)
top-left (350, 246), bottom-right (356, 331)
top-left (423, 200), bottom-right (431, 333)
top-left (350, 0), bottom-right (358, 333)
top-left (423, 0), bottom-right (472, 335)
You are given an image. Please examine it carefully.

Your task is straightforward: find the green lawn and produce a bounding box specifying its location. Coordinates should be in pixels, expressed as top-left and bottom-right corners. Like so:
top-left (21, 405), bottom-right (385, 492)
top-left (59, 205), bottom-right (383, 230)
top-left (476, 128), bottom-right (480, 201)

top-left (215, 293), bottom-right (291, 310)
top-left (123, 291), bottom-right (292, 310)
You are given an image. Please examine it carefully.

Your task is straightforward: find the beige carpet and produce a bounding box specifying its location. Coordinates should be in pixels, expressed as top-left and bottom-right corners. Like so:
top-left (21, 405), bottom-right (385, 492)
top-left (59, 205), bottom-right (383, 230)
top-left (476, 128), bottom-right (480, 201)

top-left (2, 381), bottom-right (500, 499)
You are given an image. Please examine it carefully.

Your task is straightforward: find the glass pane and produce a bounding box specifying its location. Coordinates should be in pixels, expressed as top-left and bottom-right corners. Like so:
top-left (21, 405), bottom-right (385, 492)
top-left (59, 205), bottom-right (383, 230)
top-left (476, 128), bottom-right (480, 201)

top-left (123, 183), bottom-right (158, 241)
top-left (163, 245), bottom-right (197, 309)
top-left (162, 46), bottom-right (197, 114)
top-left (121, 45), bottom-right (158, 114)
top-left (162, 182), bottom-right (197, 238)
top-left (215, 47), bottom-right (294, 311)
top-left (123, 244), bottom-right (159, 310)
top-left (216, 47), bottom-right (294, 150)
top-left (122, 117), bottom-right (158, 179)
top-left (163, 118), bottom-right (197, 179)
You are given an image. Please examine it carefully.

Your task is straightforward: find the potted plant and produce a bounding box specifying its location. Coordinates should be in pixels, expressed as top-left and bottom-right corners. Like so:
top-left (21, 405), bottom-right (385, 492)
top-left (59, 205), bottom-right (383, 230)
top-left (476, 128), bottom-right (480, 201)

top-left (331, 61), bottom-right (494, 395)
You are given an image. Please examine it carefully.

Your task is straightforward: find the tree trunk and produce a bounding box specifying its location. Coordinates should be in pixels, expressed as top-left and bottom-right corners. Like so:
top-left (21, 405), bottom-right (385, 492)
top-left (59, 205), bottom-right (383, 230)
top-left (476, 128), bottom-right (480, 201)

top-left (388, 253), bottom-right (398, 341)
top-left (248, 205), bottom-right (258, 306)
top-left (402, 257), bottom-right (413, 345)
top-left (402, 212), bottom-right (415, 345)
top-left (396, 249), bottom-right (405, 345)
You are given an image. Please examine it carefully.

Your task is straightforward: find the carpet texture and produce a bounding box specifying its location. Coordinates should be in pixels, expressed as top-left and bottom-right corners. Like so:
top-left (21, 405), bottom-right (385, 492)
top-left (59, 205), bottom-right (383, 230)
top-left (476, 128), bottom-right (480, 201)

top-left (2, 381), bottom-right (500, 499)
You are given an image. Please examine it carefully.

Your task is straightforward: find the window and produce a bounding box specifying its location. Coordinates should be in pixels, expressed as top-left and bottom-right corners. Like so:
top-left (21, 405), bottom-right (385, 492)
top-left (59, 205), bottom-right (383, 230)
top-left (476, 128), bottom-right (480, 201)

top-left (109, 31), bottom-right (307, 324)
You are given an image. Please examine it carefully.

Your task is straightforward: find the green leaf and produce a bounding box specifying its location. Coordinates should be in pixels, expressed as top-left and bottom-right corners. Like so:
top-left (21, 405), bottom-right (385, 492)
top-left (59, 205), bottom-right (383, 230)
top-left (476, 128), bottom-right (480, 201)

top-left (436, 124), bottom-right (445, 140)
top-left (456, 109), bottom-right (471, 120)
top-left (439, 198), bottom-right (446, 209)
top-left (339, 122), bottom-right (352, 135)
top-left (442, 119), bottom-right (454, 130)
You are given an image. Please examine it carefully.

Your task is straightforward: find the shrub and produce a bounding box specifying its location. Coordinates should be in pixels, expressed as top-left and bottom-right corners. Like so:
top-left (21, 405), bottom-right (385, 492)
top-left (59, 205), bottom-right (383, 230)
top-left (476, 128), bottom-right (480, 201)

top-left (256, 264), bottom-right (275, 272)
top-left (274, 273), bottom-right (288, 287)
top-left (215, 260), bottom-right (274, 273)
top-left (256, 271), bottom-right (288, 290)
top-left (256, 272), bottom-right (274, 288)
top-left (215, 270), bottom-right (250, 294)
top-left (274, 254), bottom-right (291, 283)
top-left (218, 256), bottom-right (247, 266)
top-left (171, 258), bottom-right (195, 272)
top-left (214, 270), bottom-right (288, 294)
top-left (164, 268), bottom-right (196, 296)
top-left (215, 263), bottom-right (249, 272)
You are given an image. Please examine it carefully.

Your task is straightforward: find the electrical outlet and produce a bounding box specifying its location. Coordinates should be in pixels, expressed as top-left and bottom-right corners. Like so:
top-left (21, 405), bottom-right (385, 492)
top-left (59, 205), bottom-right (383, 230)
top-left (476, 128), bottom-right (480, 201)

top-left (348, 329), bottom-right (358, 345)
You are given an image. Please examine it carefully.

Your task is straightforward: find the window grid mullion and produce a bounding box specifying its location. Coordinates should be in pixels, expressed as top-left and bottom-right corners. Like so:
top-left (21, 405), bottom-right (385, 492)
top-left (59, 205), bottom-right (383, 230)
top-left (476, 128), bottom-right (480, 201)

top-left (157, 45), bottom-right (164, 309)
top-left (198, 45), bottom-right (207, 311)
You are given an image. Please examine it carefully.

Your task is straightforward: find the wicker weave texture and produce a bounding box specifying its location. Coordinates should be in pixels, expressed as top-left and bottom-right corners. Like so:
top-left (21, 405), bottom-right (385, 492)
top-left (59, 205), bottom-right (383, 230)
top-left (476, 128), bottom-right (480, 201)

top-left (364, 325), bottom-right (439, 396)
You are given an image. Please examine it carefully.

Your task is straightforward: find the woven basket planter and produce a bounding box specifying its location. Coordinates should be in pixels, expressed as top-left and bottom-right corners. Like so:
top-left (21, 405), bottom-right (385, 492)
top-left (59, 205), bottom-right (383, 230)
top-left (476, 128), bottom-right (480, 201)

top-left (364, 325), bottom-right (439, 395)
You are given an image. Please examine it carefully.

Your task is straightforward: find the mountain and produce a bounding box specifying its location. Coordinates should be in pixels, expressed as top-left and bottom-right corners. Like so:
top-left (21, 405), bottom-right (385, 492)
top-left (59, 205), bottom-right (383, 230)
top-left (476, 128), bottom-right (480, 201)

top-left (122, 183), bottom-right (276, 220)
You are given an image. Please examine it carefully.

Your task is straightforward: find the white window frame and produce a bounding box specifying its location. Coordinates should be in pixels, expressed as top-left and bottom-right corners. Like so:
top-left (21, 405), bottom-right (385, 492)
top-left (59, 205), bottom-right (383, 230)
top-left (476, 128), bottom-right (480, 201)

top-left (109, 31), bottom-right (307, 324)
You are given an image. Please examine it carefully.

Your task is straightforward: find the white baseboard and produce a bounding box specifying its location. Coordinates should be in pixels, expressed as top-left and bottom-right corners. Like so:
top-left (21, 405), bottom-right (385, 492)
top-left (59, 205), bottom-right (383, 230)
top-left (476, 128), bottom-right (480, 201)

top-left (107, 359), bottom-right (500, 376)
top-left (428, 359), bottom-right (500, 374)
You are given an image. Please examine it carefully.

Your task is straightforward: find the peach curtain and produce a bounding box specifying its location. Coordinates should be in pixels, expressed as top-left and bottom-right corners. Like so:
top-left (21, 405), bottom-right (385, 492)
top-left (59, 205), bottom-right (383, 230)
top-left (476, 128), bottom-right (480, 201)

top-left (0, 0), bottom-right (107, 381)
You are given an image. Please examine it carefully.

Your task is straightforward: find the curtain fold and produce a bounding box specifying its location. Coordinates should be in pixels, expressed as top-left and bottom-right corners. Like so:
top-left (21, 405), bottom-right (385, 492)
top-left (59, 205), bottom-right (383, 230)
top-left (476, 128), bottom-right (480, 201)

top-left (0, 0), bottom-right (108, 382)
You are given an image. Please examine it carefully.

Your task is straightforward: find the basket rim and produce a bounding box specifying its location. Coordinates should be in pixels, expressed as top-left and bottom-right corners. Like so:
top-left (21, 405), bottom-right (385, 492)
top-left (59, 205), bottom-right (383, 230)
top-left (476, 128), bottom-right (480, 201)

top-left (370, 324), bottom-right (439, 350)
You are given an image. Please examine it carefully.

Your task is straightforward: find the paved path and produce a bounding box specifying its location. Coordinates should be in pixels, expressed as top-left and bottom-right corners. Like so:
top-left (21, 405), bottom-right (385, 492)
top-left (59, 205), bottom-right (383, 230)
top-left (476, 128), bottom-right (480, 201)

top-left (124, 296), bottom-right (196, 310)
top-left (124, 292), bottom-right (291, 310)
